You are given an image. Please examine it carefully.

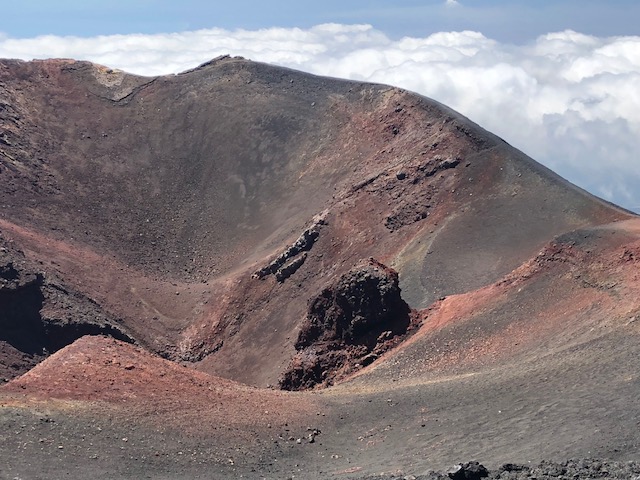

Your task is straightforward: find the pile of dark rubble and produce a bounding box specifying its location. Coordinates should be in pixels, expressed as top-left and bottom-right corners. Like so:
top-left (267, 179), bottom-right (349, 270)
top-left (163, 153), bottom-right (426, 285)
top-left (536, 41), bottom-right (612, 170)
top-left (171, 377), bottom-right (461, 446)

top-left (356, 459), bottom-right (640, 480)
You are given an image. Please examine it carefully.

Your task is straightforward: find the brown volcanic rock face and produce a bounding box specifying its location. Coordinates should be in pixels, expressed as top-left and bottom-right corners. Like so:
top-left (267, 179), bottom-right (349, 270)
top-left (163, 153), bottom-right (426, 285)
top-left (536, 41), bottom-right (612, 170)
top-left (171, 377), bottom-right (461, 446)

top-left (297, 258), bottom-right (411, 350)
top-left (280, 258), bottom-right (416, 390)
top-left (0, 57), bottom-right (358, 280)
top-left (0, 233), bottom-right (133, 381)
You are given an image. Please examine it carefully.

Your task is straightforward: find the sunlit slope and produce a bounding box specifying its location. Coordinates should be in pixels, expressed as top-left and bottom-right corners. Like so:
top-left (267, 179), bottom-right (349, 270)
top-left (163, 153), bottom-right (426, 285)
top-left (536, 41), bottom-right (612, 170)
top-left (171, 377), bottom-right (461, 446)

top-left (0, 56), bottom-right (632, 386)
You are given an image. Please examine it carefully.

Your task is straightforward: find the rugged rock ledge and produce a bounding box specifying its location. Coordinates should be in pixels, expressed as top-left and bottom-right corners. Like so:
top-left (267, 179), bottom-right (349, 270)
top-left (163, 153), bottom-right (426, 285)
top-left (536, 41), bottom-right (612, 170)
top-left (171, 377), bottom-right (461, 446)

top-left (0, 235), bottom-right (134, 380)
top-left (253, 211), bottom-right (327, 282)
top-left (280, 258), bottom-right (418, 390)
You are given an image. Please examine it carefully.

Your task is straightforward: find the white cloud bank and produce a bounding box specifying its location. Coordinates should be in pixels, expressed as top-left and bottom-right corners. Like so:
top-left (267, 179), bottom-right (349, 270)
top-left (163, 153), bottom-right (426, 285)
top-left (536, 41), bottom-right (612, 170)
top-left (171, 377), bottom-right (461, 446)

top-left (1, 24), bottom-right (639, 211)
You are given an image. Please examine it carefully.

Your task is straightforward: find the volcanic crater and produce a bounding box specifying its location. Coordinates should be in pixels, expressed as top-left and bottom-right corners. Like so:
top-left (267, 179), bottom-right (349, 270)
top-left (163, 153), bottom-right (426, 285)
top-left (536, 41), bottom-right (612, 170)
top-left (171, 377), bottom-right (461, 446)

top-left (1, 55), bottom-right (639, 479)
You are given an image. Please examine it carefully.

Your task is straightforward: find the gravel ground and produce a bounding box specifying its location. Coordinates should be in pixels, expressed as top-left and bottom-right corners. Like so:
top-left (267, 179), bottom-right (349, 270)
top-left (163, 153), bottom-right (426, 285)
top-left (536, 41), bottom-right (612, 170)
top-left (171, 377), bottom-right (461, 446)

top-left (357, 459), bottom-right (640, 480)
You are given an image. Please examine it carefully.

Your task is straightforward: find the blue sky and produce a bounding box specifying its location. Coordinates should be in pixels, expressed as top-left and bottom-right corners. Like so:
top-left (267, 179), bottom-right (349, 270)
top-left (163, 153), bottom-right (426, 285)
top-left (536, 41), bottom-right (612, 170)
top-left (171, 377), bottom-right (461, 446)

top-left (1, 1), bottom-right (639, 211)
top-left (3, 0), bottom-right (640, 43)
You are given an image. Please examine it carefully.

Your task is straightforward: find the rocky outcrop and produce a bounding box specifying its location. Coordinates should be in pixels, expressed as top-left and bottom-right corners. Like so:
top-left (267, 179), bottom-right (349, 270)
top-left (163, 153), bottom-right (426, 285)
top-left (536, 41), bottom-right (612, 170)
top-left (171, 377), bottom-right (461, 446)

top-left (280, 258), bottom-right (416, 390)
top-left (0, 237), bottom-right (134, 380)
top-left (253, 211), bottom-right (327, 282)
top-left (448, 462), bottom-right (489, 480)
top-left (384, 155), bottom-right (460, 232)
top-left (275, 252), bottom-right (308, 282)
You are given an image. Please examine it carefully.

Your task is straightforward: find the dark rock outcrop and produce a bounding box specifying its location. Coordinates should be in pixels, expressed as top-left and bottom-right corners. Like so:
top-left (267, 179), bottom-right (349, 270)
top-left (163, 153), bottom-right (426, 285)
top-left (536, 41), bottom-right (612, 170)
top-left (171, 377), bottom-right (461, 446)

top-left (253, 212), bottom-right (326, 281)
top-left (275, 252), bottom-right (308, 282)
top-left (0, 237), bottom-right (134, 380)
top-left (448, 462), bottom-right (489, 480)
top-left (280, 258), bottom-right (415, 390)
top-left (296, 258), bottom-right (411, 349)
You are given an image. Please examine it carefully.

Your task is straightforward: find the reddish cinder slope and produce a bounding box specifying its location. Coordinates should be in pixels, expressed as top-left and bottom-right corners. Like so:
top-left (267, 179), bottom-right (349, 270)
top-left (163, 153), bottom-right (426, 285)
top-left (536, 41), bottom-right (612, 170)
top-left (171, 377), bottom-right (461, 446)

top-left (2, 219), bottom-right (640, 478)
top-left (3, 335), bottom-right (314, 429)
top-left (349, 218), bottom-right (640, 387)
top-left (299, 218), bottom-right (640, 473)
top-left (1, 335), bottom-right (321, 479)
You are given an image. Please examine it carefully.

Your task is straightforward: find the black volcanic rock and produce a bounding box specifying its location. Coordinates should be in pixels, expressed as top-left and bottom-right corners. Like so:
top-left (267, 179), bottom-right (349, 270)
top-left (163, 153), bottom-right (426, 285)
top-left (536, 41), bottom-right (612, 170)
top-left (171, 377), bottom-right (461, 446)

top-left (296, 258), bottom-right (410, 349)
top-left (0, 234), bottom-right (134, 379)
top-left (448, 462), bottom-right (489, 480)
top-left (280, 258), bottom-right (414, 390)
top-left (355, 459), bottom-right (640, 480)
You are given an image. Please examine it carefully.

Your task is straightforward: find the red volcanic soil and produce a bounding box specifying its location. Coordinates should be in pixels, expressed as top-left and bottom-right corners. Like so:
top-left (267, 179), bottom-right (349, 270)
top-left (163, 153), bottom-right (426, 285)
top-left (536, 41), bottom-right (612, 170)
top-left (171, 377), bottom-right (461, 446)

top-left (3, 335), bottom-right (310, 416)
top-left (3, 219), bottom-right (640, 479)
top-left (1, 56), bottom-right (639, 478)
top-left (1, 336), bottom-right (321, 479)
